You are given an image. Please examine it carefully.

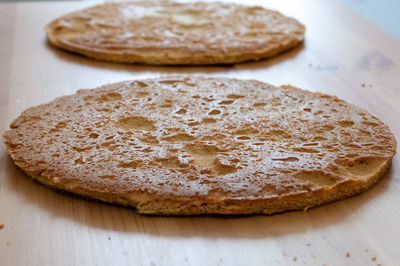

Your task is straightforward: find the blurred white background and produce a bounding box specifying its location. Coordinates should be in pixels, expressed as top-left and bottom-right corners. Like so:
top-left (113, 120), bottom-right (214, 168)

top-left (339, 0), bottom-right (400, 39)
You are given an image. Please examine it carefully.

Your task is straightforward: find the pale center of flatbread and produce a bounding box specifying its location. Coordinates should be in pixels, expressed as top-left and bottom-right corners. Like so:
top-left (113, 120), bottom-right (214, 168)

top-left (122, 6), bottom-right (212, 25)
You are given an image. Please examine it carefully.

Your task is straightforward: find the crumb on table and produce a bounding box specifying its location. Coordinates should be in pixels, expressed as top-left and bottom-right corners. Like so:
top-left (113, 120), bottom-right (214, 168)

top-left (0, 224), bottom-right (4, 230)
top-left (346, 252), bottom-right (350, 258)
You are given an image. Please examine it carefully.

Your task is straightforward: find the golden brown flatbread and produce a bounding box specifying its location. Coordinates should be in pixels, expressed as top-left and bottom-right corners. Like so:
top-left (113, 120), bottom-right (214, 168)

top-left (46, 1), bottom-right (305, 65)
top-left (3, 77), bottom-right (396, 215)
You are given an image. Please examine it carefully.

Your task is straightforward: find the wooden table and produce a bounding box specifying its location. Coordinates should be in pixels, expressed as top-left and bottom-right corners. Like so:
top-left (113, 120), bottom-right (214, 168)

top-left (1, 0), bottom-right (399, 265)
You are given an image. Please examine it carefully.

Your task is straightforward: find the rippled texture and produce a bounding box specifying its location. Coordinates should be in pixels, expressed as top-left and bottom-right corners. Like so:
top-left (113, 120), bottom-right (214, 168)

top-left (3, 77), bottom-right (396, 215)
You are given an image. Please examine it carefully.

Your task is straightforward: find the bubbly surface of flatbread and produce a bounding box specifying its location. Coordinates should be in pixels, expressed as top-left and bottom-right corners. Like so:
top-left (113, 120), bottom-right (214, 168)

top-left (3, 77), bottom-right (396, 215)
top-left (46, 1), bottom-right (305, 65)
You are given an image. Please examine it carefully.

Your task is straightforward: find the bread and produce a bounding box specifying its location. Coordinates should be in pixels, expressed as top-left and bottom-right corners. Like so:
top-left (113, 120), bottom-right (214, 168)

top-left (45, 1), bottom-right (305, 65)
top-left (3, 77), bottom-right (396, 215)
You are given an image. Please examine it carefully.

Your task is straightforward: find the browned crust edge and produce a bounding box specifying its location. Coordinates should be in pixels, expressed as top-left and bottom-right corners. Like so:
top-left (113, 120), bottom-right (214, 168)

top-left (5, 143), bottom-right (393, 216)
top-left (45, 32), bottom-right (303, 65)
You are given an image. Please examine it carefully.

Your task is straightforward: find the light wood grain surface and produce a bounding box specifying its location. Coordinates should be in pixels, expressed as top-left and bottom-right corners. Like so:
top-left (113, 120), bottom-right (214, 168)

top-left (1, 1), bottom-right (399, 265)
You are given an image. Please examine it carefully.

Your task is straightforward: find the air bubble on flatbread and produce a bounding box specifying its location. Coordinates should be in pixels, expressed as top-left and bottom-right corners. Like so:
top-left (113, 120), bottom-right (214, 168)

top-left (117, 116), bottom-right (155, 131)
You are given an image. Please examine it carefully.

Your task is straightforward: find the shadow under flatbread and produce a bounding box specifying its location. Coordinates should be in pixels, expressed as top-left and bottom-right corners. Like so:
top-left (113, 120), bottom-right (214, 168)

top-left (232, 42), bottom-right (306, 70)
top-left (3, 152), bottom-right (393, 239)
top-left (44, 39), bottom-right (305, 75)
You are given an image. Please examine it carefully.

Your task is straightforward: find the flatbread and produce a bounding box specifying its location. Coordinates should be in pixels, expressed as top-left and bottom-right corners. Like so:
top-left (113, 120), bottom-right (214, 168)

top-left (45, 1), bottom-right (305, 65)
top-left (3, 77), bottom-right (396, 215)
